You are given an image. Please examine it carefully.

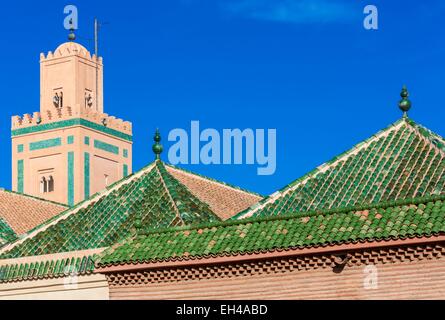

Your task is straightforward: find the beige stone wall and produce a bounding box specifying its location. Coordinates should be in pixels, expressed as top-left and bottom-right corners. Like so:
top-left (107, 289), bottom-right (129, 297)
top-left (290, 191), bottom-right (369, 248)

top-left (108, 256), bottom-right (445, 300)
top-left (40, 42), bottom-right (103, 114)
top-left (12, 125), bottom-right (132, 205)
top-left (11, 41), bottom-right (132, 206)
top-left (0, 274), bottom-right (109, 300)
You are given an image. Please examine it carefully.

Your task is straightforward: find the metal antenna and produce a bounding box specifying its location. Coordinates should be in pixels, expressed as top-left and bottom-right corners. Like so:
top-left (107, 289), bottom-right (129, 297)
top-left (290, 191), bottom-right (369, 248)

top-left (94, 18), bottom-right (100, 112)
top-left (94, 18), bottom-right (99, 57)
top-left (93, 18), bottom-right (109, 112)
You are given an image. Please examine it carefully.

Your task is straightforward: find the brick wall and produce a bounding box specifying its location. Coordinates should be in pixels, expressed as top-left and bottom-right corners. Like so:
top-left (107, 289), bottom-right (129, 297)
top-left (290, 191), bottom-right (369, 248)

top-left (107, 249), bottom-right (445, 300)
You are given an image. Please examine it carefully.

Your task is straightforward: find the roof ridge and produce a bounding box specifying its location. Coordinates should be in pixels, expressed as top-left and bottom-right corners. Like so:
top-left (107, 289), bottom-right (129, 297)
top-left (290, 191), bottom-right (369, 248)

top-left (137, 193), bottom-right (445, 238)
top-left (0, 189), bottom-right (68, 208)
top-left (405, 118), bottom-right (445, 156)
top-left (154, 161), bottom-right (185, 225)
top-left (0, 162), bottom-right (158, 256)
top-left (164, 163), bottom-right (264, 197)
top-left (0, 217), bottom-right (17, 248)
top-left (232, 118), bottom-right (406, 220)
top-left (155, 161), bottom-right (221, 224)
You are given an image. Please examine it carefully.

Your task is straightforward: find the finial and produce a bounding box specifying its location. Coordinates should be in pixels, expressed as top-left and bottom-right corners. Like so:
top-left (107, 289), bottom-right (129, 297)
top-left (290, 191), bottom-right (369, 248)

top-left (68, 27), bottom-right (76, 41)
top-left (398, 85), bottom-right (412, 118)
top-left (68, 18), bottom-right (76, 41)
top-left (152, 129), bottom-right (163, 160)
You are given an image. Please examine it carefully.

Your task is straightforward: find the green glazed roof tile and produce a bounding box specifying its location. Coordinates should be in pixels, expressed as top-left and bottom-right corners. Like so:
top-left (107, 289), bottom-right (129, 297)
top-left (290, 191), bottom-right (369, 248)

top-left (0, 218), bottom-right (17, 248)
top-left (96, 194), bottom-right (445, 267)
top-left (0, 255), bottom-right (95, 283)
top-left (234, 119), bottom-right (445, 219)
top-left (0, 160), bottom-right (220, 259)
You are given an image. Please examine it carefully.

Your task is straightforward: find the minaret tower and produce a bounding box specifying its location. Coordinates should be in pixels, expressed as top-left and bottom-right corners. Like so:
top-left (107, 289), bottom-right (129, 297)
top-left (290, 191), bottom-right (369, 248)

top-left (11, 31), bottom-right (132, 206)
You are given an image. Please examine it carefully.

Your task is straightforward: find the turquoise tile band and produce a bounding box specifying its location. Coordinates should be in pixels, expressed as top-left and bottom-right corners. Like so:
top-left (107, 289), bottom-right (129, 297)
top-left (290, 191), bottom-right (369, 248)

top-left (29, 138), bottom-right (61, 151)
top-left (68, 152), bottom-right (74, 206)
top-left (94, 139), bottom-right (119, 155)
top-left (12, 118), bottom-right (132, 142)
top-left (17, 160), bottom-right (24, 193)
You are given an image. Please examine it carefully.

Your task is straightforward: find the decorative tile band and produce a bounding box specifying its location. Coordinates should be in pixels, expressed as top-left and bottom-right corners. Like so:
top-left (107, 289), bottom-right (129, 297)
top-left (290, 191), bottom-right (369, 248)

top-left (12, 118), bottom-right (132, 142)
top-left (123, 164), bottom-right (128, 178)
top-left (17, 144), bottom-right (24, 153)
top-left (67, 136), bottom-right (74, 145)
top-left (68, 152), bottom-right (74, 206)
top-left (17, 160), bottom-right (24, 194)
top-left (94, 139), bottom-right (119, 155)
top-left (84, 152), bottom-right (90, 200)
top-left (29, 138), bottom-right (62, 151)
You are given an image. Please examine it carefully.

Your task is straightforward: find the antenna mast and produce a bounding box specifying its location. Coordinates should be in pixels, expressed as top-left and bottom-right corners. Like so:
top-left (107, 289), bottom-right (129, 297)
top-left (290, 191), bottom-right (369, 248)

top-left (94, 18), bottom-right (99, 112)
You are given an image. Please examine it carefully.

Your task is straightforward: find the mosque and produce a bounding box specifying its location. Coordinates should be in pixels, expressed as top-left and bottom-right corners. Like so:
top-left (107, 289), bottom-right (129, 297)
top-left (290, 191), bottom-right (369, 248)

top-left (0, 32), bottom-right (444, 299)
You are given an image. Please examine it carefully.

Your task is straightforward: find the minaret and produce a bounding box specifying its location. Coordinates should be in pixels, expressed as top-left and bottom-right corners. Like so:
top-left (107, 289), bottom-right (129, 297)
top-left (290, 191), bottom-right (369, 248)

top-left (11, 31), bottom-right (132, 206)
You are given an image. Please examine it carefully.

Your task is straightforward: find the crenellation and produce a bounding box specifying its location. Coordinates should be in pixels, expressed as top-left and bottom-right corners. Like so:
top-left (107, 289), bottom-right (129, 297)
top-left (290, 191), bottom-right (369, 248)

top-left (32, 112), bottom-right (41, 123)
top-left (23, 114), bottom-right (32, 124)
top-left (40, 43), bottom-right (100, 64)
top-left (66, 106), bottom-right (72, 117)
top-left (11, 39), bottom-right (132, 207)
top-left (11, 107), bottom-right (132, 135)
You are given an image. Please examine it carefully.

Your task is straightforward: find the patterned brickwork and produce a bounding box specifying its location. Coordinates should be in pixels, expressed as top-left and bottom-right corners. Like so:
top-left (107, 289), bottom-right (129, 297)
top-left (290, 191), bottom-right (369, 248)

top-left (104, 242), bottom-right (445, 286)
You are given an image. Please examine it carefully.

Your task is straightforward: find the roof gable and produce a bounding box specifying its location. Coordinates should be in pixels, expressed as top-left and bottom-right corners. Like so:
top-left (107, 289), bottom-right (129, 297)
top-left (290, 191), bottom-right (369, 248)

top-left (0, 161), bottom-right (220, 259)
top-left (235, 118), bottom-right (445, 219)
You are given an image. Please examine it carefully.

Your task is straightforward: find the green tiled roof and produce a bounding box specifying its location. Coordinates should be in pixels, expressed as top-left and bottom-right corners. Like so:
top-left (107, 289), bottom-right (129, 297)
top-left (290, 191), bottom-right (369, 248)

top-left (234, 118), bottom-right (445, 219)
top-left (97, 194), bottom-right (445, 267)
top-left (0, 255), bottom-right (95, 283)
top-left (0, 218), bottom-right (17, 248)
top-left (0, 160), bottom-right (220, 259)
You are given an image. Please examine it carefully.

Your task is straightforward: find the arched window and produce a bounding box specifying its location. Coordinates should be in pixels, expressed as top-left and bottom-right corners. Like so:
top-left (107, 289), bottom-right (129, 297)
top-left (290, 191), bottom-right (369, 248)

top-left (40, 177), bottom-right (47, 193)
top-left (39, 176), bottom-right (54, 193)
top-left (85, 93), bottom-right (93, 108)
top-left (53, 92), bottom-right (63, 109)
top-left (48, 176), bottom-right (54, 192)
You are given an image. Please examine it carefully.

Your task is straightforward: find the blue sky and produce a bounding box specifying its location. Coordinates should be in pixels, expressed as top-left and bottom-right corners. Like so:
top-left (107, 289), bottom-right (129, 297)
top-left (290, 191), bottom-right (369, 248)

top-left (0, 0), bottom-right (444, 195)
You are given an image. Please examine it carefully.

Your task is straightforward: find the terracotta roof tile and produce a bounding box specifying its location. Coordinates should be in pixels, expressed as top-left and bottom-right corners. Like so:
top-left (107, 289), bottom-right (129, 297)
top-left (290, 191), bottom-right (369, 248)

top-left (0, 190), bottom-right (67, 235)
top-left (166, 165), bottom-right (262, 220)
